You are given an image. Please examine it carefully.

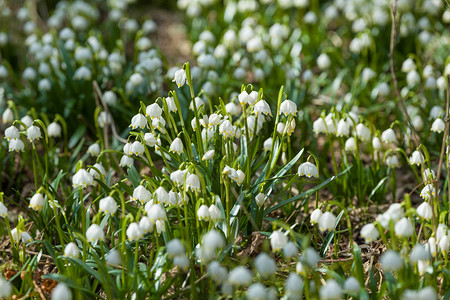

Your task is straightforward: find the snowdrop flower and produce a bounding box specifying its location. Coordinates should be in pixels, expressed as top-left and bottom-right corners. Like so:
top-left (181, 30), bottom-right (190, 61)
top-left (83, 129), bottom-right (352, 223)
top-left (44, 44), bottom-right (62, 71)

top-left (431, 118), bottom-right (445, 133)
top-left (420, 184), bottom-right (436, 200)
top-left (317, 53), bottom-right (331, 70)
top-left (144, 132), bottom-right (157, 147)
top-left (126, 222), bottom-right (143, 241)
top-left (72, 169), bottom-right (93, 188)
top-left (402, 58), bottom-right (416, 72)
top-left (310, 208), bottom-right (322, 225)
top-left (439, 235), bottom-right (449, 253)
top-left (202, 149), bottom-right (215, 161)
top-left (106, 249), bottom-right (122, 266)
top-left (298, 162), bottom-right (319, 178)
top-left (0, 202), bottom-right (8, 218)
top-left (410, 244), bottom-right (431, 262)
top-left (189, 97), bottom-right (205, 111)
top-left (410, 151), bottom-right (425, 165)
top-left (146, 103), bottom-right (162, 120)
top-left (167, 239), bottom-right (185, 258)
top-left (228, 266), bottom-right (252, 287)
top-left (430, 106), bottom-right (444, 119)
top-left (86, 224), bottom-right (105, 243)
top-left (372, 137), bottom-right (381, 151)
top-left (148, 204), bottom-right (167, 223)
top-left (209, 204), bottom-right (222, 221)
top-left (386, 155), bottom-right (400, 168)
top-left (270, 230), bottom-right (287, 251)
top-left (130, 114), bottom-right (147, 129)
top-left (73, 66), bottom-right (92, 80)
top-left (219, 120), bottom-right (235, 138)
top-left (320, 279), bottom-right (343, 300)
top-left (313, 118), bottom-right (327, 134)
top-left (173, 68), bottom-right (187, 87)
top-left (280, 100), bottom-right (297, 116)
top-left (380, 250), bottom-right (403, 271)
top-left (436, 224), bottom-right (448, 241)
top-left (21, 231), bottom-right (32, 243)
top-left (238, 90), bottom-right (258, 106)
top-left (247, 283), bottom-right (267, 300)
top-left (97, 111), bottom-right (112, 128)
top-left (173, 254), bottom-right (190, 271)
top-left (208, 261), bottom-right (228, 283)
top-left (263, 138), bottom-right (273, 151)
top-left (407, 70), bottom-right (420, 87)
top-left (344, 277), bottom-right (360, 293)
top-left (8, 138), bottom-right (25, 152)
top-left (51, 283), bottom-right (72, 300)
top-left (360, 223), bottom-right (379, 243)
top-left (2, 108), bottom-right (14, 124)
top-left (345, 137), bottom-right (356, 152)
top-left (99, 196), bottom-right (118, 215)
top-left (416, 201), bottom-right (432, 221)
top-left (5, 126), bottom-right (20, 141)
top-left (319, 212), bottom-right (337, 232)
top-left (87, 143), bottom-right (100, 156)
top-left (27, 125), bottom-right (41, 142)
top-left (170, 169), bottom-right (186, 187)
top-left (29, 193), bottom-right (44, 211)
top-left (119, 155), bottom-right (133, 167)
top-left (301, 247), bottom-right (321, 267)
top-left (255, 193), bottom-right (266, 207)
top-left (185, 173), bottom-right (201, 192)
top-left (355, 123), bottom-right (371, 142)
top-left (90, 163), bottom-right (106, 179)
top-left (130, 141), bottom-right (145, 156)
top-left (236, 170), bottom-right (245, 186)
top-left (381, 128), bottom-right (396, 144)
top-left (103, 91), bottom-right (117, 106)
top-left (131, 185), bottom-right (152, 204)
top-left (255, 253), bottom-right (277, 279)
top-left (283, 242), bottom-right (298, 258)
top-left (426, 237), bottom-right (437, 257)
top-left (254, 100), bottom-right (272, 116)
top-left (336, 119), bottom-right (350, 137)
top-left (165, 97), bottom-right (177, 112)
top-left (64, 242), bottom-right (80, 258)
top-left (139, 216), bottom-right (154, 234)
top-left (197, 205), bottom-right (210, 221)
top-left (21, 115), bottom-right (33, 129)
top-left (169, 138), bottom-right (183, 155)
top-left (395, 217), bottom-right (414, 238)
top-left (285, 272), bottom-right (303, 299)
top-left (153, 186), bottom-right (169, 205)
top-left (47, 122), bottom-right (62, 138)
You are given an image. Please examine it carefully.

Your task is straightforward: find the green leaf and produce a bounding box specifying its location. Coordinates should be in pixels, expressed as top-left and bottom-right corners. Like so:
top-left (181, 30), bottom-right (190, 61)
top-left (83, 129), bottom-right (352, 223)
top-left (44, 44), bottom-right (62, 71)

top-left (127, 165), bottom-right (141, 188)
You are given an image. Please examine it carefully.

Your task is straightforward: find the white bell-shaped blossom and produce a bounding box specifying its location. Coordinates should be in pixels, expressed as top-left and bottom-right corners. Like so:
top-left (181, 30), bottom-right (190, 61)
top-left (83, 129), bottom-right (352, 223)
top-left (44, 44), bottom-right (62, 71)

top-left (394, 217), bottom-right (414, 238)
top-left (139, 216), bottom-right (154, 234)
top-left (9, 138), bottom-right (25, 152)
top-left (87, 143), bottom-right (100, 156)
top-left (336, 119), bottom-right (350, 137)
top-left (208, 261), bottom-right (228, 283)
top-left (298, 162), bottom-right (319, 178)
top-left (360, 223), bottom-right (379, 243)
top-left (320, 279), bottom-right (343, 300)
top-left (209, 204), bottom-right (222, 221)
top-left (64, 242), bottom-right (80, 258)
top-left (106, 249), bottom-right (122, 266)
top-left (5, 126), bottom-right (20, 140)
top-left (228, 266), bottom-right (252, 287)
top-left (167, 239), bottom-right (185, 258)
top-left (285, 272), bottom-right (303, 299)
top-left (416, 202), bottom-right (432, 220)
top-left (254, 100), bottom-right (272, 116)
top-left (219, 120), bottom-right (235, 139)
top-left (131, 185), bottom-right (152, 204)
top-left (89, 163), bottom-right (106, 179)
top-left (344, 277), bottom-right (360, 293)
top-left (202, 149), bottom-right (215, 161)
top-left (0, 202), bottom-right (8, 218)
top-left (51, 283), bottom-right (72, 300)
top-left (319, 212), bottom-right (337, 232)
top-left (72, 169), bottom-right (94, 188)
top-left (431, 118), bottom-right (445, 133)
top-left (270, 230), bottom-right (287, 252)
top-left (410, 150), bottom-right (425, 165)
top-left (355, 123), bottom-right (371, 142)
top-left (344, 137), bottom-right (356, 152)
top-left (386, 155), bottom-right (400, 168)
top-left (310, 208), bottom-right (322, 225)
top-left (255, 253), bottom-right (277, 279)
top-left (154, 186), bottom-right (169, 205)
top-left (148, 204), bottom-right (167, 223)
top-left (420, 184), bottom-right (436, 200)
top-left (47, 122), bottom-right (62, 138)
top-left (173, 68), bottom-right (187, 87)
top-left (26, 125), bottom-right (41, 142)
top-left (29, 193), bottom-right (44, 211)
top-left (86, 224), bottom-right (105, 243)
top-left (130, 113), bottom-right (147, 129)
top-left (99, 196), bottom-right (118, 215)
top-left (380, 250), bottom-right (403, 271)
top-left (280, 100), bottom-right (297, 116)
top-left (146, 103), bottom-right (162, 120)
top-left (238, 90), bottom-right (258, 106)
top-left (126, 222), bottom-right (143, 241)
top-left (185, 173), bottom-right (201, 192)
top-left (169, 137), bottom-right (183, 155)
top-left (197, 205), bottom-right (210, 221)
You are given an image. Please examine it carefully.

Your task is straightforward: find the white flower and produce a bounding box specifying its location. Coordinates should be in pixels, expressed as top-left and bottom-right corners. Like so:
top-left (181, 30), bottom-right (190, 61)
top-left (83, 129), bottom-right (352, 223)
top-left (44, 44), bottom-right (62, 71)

top-left (228, 266), bottom-right (252, 287)
top-left (203, 230), bottom-right (225, 252)
top-left (0, 202), bottom-right (8, 218)
top-left (139, 216), bottom-right (154, 234)
top-left (147, 204), bottom-right (167, 223)
top-left (280, 100), bottom-right (297, 116)
top-left (72, 169), bottom-right (94, 188)
top-left (254, 100), bottom-right (272, 116)
top-left (130, 113), bottom-right (147, 129)
top-left (372, 137), bottom-right (381, 150)
top-left (169, 137), bottom-right (183, 155)
top-left (202, 149), bottom-right (215, 161)
top-left (238, 90), bottom-right (258, 106)
top-left (90, 163), bottom-right (106, 179)
top-left (416, 201), bottom-right (432, 221)
top-left (270, 230), bottom-right (287, 252)
top-left (21, 232), bottom-right (32, 243)
top-left (86, 224), bottom-right (105, 243)
top-left (402, 58), bottom-right (416, 72)
top-left (410, 244), bottom-right (431, 262)
top-left (185, 173), bottom-right (201, 192)
top-left (99, 196), bottom-right (118, 215)
top-left (263, 138), bottom-right (273, 151)
top-left (298, 162), bottom-right (319, 178)
top-left (119, 155), bottom-right (133, 167)
top-left (386, 155), bottom-right (400, 168)
top-left (255, 253), bottom-right (277, 279)
top-left (126, 222), bottom-right (143, 241)
top-left (47, 122), bottom-right (62, 137)
top-left (431, 118), bottom-right (445, 133)
top-left (154, 186), bottom-right (169, 205)
top-left (130, 141), bottom-right (145, 156)
top-left (170, 169), bottom-right (186, 187)
top-left (255, 193), bottom-right (267, 207)
top-left (407, 70), bottom-right (420, 87)
top-left (285, 272), bottom-right (303, 299)
top-left (165, 97), bottom-right (177, 112)
top-left (190, 97), bottom-right (205, 111)
top-left (103, 91), bottom-right (117, 106)
top-left (313, 118), bottom-right (327, 134)
top-left (51, 283), bottom-right (72, 300)
top-left (209, 204), bottom-right (222, 221)
top-left (131, 185), bottom-right (152, 204)
top-left (146, 103), bottom-right (162, 120)
top-left (380, 250), bottom-right (403, 271)
top-left (2, 108), bottom-right (14, 124)
top-left (355, 123), bottom-right (370, 142)
top-left (166, 239), bottom-right (185, 258)
top-left (420, 184), bottom-right (436, 200)
top-left (439, 235), bottom-right (449, 253)
top-left (381, 128), bottom-right (396, 144)
top-left (410, 150), bottom-right (425, 165)
top-left (317, 53), bottom-right (331, 70)
top-left (247, 283), bottom-right (267, 300)
top-left (236, 170), bottom-right (245, 186)
top-left (64, 242), bottom-right (80, 258)
top-left (208, 261), bottom-right (228, 283)
top-left (219, 120), bottom-right (235, 139)
top-left (310, 209), bottom-right (322, 225)
top-left (320, 279), bottom-right (343, 300)
top-left (394, 217), bottom-right (414, 238)
top-left (337, 119), bottom-right (350, 137)
top-left (106, 249), bottom-right (122, 266)
top-left (87, 143), bottom-right (100, 156)
top-left (319, 212), bottom-right (337, 232)
top-left (197, 205), bottom-right (210, 221)
top-left (173, 68), bottom-right (187, 87)
top-left (9, 138), bottom-right (25, 152)
top-left (97, 111), bottom-right (112, 128)
top-left (29, 193), bottom-right (44, 211)
top-left (144, 132), bottom-right (157, 147)
top-left (422, 168), bottom-right (435, 183)
top-left (173, 254), bottom-right (190, 271)
top-left (27, 125), bottom-right (41, 142)
top-left (4, 126), bottom-right (20, 140)
top-left (360, 223), bottom-right (379, 243)
top-left (344, 277), bottom-right (360, 293)
top-left (283, 242), bottom-right (298, 258)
